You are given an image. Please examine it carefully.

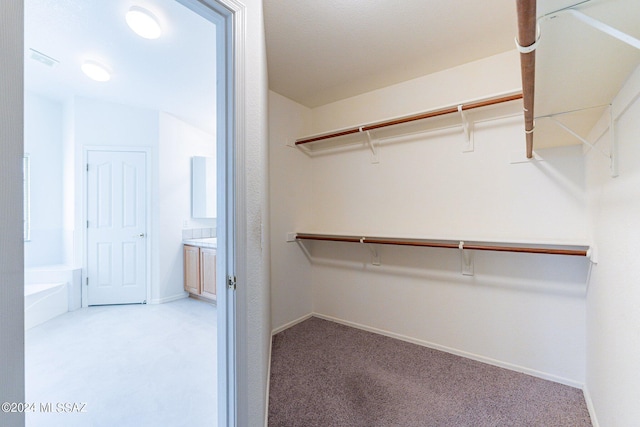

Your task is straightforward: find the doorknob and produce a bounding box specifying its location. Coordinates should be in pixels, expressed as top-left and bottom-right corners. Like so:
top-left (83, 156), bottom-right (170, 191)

top-left (135, 233), bottom-right (145, 238)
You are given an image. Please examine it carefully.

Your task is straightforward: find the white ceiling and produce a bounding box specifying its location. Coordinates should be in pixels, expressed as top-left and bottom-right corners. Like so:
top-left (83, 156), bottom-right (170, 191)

top-left (25, 0), bottom-right (217, 134)
top-left (264, 0), bottom-right (518, 108)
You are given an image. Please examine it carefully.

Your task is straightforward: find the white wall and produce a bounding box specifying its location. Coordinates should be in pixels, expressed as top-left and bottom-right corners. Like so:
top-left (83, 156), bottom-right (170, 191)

top-left (157, 112), bottom-right (215, 303)
top-left (268, 91), bottom-right (314, 331)
top-left (310, 118), bottom-right (587, 242)
top-left (73, 96), bottom-right (160, 148)
top-left (270, 50), bottom-right (591, 386)
top-left (0, 2), bottom-right (25, 426)
top-left (585, 65), bottom-right (640, 426)
top-left (235, 0), bottom-right (271, 424)
top-left (310, 50), bottom-right (521, 134)
top-left (62, 97), bottom-right (76, 265)
top-left (24, 92), bottom-right (64, 267)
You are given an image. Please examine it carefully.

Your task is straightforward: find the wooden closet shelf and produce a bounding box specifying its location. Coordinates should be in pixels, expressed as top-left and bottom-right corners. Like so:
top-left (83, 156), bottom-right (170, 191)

top-left (295, 233), bottom-right (591, 257)
top-left (295, 93), bottom-right (523, 146)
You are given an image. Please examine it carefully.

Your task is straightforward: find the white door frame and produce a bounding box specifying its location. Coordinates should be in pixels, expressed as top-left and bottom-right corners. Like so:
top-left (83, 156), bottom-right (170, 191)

top-left (177, 1), bottom-right (244, 426)
top-left (82, 146), bottom-right (152, 308)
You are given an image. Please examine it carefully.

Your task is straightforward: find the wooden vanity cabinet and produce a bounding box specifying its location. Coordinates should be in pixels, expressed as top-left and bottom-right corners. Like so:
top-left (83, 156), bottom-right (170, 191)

top-left (199, 247), bottom-right (217, 300)
top-left (183, 244), bottom-right (216, 301)
top-left (183, 245), bottom-right (200, 294)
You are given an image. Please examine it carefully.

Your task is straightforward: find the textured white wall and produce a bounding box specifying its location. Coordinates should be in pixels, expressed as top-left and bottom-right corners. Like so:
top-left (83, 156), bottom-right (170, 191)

top-left (24, 93), bottom-right (64, 267)
top-left (0, 2), bottom-right (25, 426)
top-left (268, 91), bottom-right (314, 331)
top-left (233, 0), bottom-right (271, 425)
top-left (585, 64), bottom-right (640, 426)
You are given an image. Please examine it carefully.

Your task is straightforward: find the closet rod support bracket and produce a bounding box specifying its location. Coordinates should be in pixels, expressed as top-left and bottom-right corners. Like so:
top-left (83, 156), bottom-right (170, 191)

top-left (458, 105), bottom-right (474, 152)
top-left (362, 130), bottom-right (380, 164)
top-left (546, 117), bottom-right (615, 176)
top-left (459, 241), bottom-right (474, 276)
top-left (360, 237), bottom-right (381, 265)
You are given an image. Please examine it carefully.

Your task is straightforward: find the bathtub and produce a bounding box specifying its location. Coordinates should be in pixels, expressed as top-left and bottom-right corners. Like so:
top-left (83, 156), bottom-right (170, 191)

top-left (24, 265), bottom-right (82, 330)
top-left (25, 282), bottom-right (68, 329)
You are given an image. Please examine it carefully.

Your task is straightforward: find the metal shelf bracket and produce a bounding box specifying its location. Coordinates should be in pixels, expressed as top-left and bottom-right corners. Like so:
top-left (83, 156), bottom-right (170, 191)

top-left (362, 130), bottom-right (380, 164)
top-left (459, 241), bottom-right (474, 276)
top-left (361, 237), bottom-right (381, 265)
top-left (566, 9), bottom-right (640, 51)
top-left (458, 105), bottom-right (474, 152)
top-left (542, 108), bottom-right (617, 177)
top-left (539, 4), bottom-right (640, 52)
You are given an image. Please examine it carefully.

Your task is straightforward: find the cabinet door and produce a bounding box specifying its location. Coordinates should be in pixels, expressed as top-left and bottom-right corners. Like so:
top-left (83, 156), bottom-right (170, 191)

top-left (200, 247), bottom-right (216, 300)
top-left (183, 245), bottom-right (201, 294)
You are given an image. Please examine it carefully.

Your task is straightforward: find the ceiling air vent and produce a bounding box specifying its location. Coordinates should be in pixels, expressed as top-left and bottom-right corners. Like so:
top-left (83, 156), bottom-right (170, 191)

top-left (29, 48), bottom-right (59, 67)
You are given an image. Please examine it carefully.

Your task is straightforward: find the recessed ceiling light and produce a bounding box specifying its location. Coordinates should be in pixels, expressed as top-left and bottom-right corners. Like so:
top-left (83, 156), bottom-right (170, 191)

top-left (81, 61), bottom-right (111, 82)
top-left (126, 6), bottom-right (162, 39)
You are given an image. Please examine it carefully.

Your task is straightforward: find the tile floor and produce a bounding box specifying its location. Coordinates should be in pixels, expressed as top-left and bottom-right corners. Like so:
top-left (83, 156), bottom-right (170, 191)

top-left (25, 297), bottom-right (217, 427)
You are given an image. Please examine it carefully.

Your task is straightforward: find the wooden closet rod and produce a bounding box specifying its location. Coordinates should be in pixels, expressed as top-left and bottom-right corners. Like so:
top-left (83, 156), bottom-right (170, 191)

top-left (295, 93), bottom-right (524, 146)
top-left (516, 0), bottom-right (537, 158)
top-left (295, 233), bottom-right (589, 257)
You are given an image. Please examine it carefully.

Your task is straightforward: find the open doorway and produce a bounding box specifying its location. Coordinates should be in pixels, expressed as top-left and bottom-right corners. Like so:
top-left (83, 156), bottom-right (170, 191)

top-left (23, 0), bottom-right (235, 425)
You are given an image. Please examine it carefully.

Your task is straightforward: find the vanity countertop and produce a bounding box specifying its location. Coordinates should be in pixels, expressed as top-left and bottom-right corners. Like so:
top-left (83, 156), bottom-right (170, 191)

top-left (183, 237), bottom-right (217, 249)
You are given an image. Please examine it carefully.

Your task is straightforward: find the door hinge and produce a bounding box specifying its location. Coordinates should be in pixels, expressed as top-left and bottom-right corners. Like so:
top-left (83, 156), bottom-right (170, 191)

top-left (86, 164), bottom-right (89, 172)
top-left (86, 277), bottom-right (89, 286)
top-left (227, 275), bottom-right (237, 290)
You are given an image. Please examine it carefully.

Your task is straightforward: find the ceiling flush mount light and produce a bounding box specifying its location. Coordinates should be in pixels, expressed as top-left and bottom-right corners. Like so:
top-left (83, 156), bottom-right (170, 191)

top-left (81, 61), bottom-right (111, 82)
top-left (126, 6), bottom-right (162, 39)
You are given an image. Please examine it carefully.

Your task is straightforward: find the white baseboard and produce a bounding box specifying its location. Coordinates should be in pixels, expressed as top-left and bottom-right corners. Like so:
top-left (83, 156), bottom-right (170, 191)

top-left (271, 312), bottom-right (314, 336)
top-left (583, 384), bottom-right (600, 427)
top-left (264, 332), bottom-right (273, 427)
top-left (148, 293), bottom-right (188, 304)
top-left (313, 312), bottom-right (584, 389)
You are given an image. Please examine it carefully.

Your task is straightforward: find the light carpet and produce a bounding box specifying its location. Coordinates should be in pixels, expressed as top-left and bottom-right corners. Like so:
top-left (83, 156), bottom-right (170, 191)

top-left (268, 317), bottom-right (591, 427)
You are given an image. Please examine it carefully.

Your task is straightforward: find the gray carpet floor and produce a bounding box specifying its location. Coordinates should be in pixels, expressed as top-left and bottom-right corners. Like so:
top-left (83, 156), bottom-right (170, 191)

top-left (268, 317), bottom-right (591, 427)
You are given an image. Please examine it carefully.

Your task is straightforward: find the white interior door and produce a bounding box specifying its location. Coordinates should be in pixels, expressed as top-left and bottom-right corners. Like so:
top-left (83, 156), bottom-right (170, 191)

top-left (86, 149), bottom-right (147, 305)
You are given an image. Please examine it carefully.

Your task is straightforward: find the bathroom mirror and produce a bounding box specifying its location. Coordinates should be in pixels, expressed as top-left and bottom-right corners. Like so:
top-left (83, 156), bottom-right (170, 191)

top-left (191, 156), bottom-right (216, 218)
